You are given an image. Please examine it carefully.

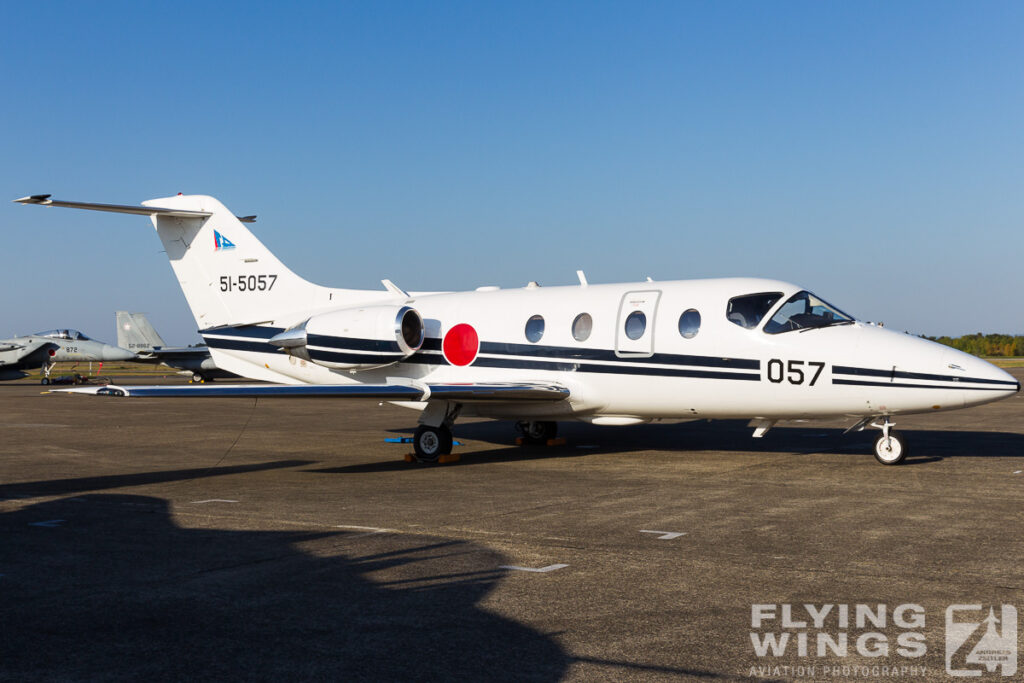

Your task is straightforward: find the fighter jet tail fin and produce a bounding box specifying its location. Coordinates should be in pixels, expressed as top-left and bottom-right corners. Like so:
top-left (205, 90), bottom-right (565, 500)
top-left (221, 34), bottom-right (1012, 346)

top-left (116, 311), bottom-right (166, 353)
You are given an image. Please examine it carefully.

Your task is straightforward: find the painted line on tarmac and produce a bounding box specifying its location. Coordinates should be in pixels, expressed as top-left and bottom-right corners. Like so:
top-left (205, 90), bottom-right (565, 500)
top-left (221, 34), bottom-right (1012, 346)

top-left (335, 524), bottom-right (393, 539)
top-left (639, 530), bottom-right (686, 540)
top-left (500, 563), bottom-right (568, 573)
top-left (191, 499), bottom-right (239, 504)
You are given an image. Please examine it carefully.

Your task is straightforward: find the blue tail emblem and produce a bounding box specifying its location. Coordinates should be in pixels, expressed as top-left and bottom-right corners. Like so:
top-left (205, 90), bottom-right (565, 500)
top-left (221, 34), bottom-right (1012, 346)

top-left (214, 230), bottom-right (236, 250)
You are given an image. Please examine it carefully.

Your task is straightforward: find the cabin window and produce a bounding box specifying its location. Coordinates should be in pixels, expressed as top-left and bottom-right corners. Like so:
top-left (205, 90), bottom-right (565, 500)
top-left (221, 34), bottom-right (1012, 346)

top-left (763, 290), bottom-right (854, 334)
top-left (572, 313), bottom-right (593, 342)
top-left (726, 292), bottom-right (783, 329)
top-left (525, 315), bottom-right (545, 343)
top-left (624, 310), bottom-right (646, 340)
top-left (678, 309), bottom-right (701, 339)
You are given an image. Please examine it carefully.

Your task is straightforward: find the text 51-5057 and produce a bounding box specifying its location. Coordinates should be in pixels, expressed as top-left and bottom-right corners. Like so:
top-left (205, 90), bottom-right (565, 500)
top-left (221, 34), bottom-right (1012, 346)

top-left (220, 274), bottom-right (278, 292)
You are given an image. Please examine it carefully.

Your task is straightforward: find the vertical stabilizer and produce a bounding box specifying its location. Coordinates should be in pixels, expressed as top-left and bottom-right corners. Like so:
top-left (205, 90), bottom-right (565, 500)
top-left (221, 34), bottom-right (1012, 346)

top-left (142, 195), bottom-right (394, 331)
top-left (116, 311), bottom-right (166, 353)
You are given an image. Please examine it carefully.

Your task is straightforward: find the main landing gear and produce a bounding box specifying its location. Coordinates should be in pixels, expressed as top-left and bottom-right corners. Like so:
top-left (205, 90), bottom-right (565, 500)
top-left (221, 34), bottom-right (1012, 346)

top-left (413, 425), bottom-right (453, 462)
top-left (515, 420), bottom-right (558, 444)
top-left (412, 401), bottom-right (461, 463)
top-left (40, 362), bottom-right (53, 385)
top-left (871, 417), bottom-right (907, 465)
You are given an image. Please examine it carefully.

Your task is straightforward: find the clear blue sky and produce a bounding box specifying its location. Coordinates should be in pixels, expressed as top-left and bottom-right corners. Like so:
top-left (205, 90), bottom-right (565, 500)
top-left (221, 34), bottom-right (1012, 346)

top-left (2, 1), bottom-right (1021, 342)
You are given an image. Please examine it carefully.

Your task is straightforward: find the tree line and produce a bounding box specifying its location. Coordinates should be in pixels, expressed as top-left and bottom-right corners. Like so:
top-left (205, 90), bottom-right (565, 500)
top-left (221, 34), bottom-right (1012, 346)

top-left (926, 334), bottom-right (1024, 357)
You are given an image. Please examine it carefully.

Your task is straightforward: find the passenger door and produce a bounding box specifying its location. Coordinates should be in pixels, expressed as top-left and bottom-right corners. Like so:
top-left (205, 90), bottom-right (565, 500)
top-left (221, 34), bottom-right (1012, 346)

top-left (616, 290), bottom-right (661, 357)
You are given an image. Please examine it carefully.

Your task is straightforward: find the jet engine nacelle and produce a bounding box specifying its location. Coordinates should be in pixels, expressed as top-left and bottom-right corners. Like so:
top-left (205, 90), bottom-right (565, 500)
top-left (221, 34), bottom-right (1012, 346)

top-left (270, 305), bottom-right (424, 371)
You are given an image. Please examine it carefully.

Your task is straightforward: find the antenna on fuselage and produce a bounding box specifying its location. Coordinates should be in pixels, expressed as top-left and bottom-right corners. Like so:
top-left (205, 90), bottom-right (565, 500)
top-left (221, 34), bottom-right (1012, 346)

top-left (576, 270), bottom-right (588, 286)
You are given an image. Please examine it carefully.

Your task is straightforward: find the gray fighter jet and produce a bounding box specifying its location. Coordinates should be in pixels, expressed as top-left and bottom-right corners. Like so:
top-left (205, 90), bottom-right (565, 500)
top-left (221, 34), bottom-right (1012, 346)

top-left (116, 312), bottom-right (235, 383)
top-left (0, 329), bottom-right (136, 384)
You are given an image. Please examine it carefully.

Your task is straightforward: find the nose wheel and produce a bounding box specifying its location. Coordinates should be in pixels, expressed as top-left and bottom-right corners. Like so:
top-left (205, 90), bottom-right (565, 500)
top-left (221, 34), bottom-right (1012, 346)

top-left (871, 418), bottom-right (907, 465)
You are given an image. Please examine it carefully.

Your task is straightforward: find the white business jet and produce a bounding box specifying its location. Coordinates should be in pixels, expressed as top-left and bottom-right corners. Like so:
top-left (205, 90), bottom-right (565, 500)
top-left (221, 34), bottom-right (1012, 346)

top-left (15, 193), bottom-right (1018, 465)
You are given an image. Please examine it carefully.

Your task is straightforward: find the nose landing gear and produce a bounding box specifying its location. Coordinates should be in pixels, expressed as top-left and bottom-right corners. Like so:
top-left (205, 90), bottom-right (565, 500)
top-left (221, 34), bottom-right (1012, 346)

top-left (871, 418), bottom-right (907, 465)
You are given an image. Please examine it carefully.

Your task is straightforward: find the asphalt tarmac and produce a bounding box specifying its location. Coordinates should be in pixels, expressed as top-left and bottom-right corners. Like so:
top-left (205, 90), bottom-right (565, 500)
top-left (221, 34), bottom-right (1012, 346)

top-left (2, 373), bottom-right (1023, 681)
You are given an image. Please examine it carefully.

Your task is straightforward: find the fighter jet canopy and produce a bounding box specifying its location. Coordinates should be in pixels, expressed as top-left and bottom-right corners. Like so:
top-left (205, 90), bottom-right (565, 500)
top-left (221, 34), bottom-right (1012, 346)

top-left (35, 329), bottom-right (91, 341)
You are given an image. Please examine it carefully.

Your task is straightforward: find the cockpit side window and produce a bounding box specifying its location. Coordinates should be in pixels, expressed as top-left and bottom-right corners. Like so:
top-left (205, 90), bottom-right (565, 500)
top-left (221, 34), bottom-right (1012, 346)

top-left (726, 292), bottom-right (783, 329)
top-left (763, 290), bottom-right (854, 334)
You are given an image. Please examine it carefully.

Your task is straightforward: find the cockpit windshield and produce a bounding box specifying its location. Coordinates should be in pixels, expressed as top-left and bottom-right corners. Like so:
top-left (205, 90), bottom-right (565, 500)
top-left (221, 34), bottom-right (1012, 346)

top-left (36, 329), bottom-right (91, 341)
top-left (726, 292), bottom-right (784, 329)
top-left (763, 291), bottom-right (854, 334)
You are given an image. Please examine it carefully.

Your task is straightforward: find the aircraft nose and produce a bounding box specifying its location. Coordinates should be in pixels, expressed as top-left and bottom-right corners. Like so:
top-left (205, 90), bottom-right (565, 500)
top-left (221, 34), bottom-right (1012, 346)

top-left (943, 348), bottom-right (1020, 405)
top-left (103, 345), bottom-right (136, 362)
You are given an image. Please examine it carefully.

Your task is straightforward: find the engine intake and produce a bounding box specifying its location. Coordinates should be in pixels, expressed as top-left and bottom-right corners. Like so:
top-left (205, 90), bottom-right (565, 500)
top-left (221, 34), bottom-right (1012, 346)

top-left (270, 305), bottom-right (424, 371)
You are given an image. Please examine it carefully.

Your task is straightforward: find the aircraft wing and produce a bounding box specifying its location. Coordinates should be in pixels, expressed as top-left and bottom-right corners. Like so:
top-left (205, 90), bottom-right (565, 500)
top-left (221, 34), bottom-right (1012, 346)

top-left (50, 381), bottom-right (570, 402)
top-left (0, 342), bottom-right (26, 353)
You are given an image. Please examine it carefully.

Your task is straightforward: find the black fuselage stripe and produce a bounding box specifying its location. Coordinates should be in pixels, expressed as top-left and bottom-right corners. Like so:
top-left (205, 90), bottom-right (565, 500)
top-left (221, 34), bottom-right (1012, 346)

top-left (308, 334), bottom-right (401, 353)
top-left (477, 341), bottom-right (758, 369)
top-left (205, 338), bottom-right (272, 352)
top-left (308, 350), bottom-right (404, 365)
top-left (833, 365), bottom-right (1016, 387)
top-left (204, 337), bottom-right (760, 380)
top-left (204, 332), bottom-right (1014, 391)
top-left (205, 331), bottom-right (759, 371)
top-left (832, 378), bottom-right (1012, 392)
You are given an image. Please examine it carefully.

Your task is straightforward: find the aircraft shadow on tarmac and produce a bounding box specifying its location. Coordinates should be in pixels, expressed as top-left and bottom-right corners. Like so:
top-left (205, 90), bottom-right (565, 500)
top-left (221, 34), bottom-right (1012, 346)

top-left (0, 493), bottom-right (570, 681)
top-left (312, 420), bottom-right (1024, 473)
top-left (0, 460), bottom-right (314, 500)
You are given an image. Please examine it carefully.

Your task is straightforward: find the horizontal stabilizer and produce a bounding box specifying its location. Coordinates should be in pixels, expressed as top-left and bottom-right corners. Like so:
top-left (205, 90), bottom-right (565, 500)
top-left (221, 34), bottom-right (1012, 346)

top-left (14, 195), bottom-right (212, 218)
top-left (14, 195), bottom-right (255, 223)
top-left (51, 382), bottom-right (570, 402)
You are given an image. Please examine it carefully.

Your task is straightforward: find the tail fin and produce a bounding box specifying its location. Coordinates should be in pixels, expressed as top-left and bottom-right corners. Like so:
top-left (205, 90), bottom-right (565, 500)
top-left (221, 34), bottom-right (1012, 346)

top-left (116, 311), bottom-right (166, 352)
top-left (142, 195), bottom-right (393, 330)
top-left (14, 193), bottom-right (399, 332)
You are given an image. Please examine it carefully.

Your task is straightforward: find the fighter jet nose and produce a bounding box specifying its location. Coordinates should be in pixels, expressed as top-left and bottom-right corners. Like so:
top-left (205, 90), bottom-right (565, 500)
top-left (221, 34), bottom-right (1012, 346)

top-left (104, 345), bottom-right (136, 362)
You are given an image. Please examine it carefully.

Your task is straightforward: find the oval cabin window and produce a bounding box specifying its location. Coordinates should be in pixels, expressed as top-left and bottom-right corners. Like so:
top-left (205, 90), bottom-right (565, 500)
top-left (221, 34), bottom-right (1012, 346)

top-left (525, 315), bottom-right (545, 343)
top-left (572, 313), bottom-right (593, 342)
top-left (678, 309), bottom-right (701, 339)
top-left (624, 311), bottom-right (646, 340)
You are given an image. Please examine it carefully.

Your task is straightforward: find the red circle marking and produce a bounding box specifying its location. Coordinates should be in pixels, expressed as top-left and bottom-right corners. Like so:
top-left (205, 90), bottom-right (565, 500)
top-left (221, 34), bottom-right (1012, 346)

top-left (442, 323), bottom-right (479, 367)
top-left (48, 349), bottom-right (57, 357)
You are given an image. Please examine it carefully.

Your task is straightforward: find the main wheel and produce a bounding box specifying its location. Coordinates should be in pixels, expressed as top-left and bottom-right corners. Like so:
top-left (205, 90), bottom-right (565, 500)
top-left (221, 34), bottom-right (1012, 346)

top-left (874, 430), bottom-right (907, 465)
top-left (192, 373), bottom-right (205, 383)
top-left (413, 425), bottom-right (453, 462)
top-left (40, 377), bottom-right (50, 386)
top-left (518, 420), bottom-right (558, 444)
